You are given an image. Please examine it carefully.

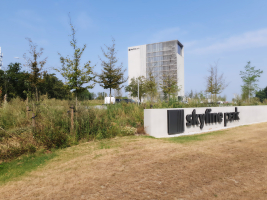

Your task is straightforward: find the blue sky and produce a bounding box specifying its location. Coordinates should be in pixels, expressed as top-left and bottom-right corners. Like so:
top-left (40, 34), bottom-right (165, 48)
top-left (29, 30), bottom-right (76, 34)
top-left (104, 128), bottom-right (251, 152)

top-left (1, 0), bottom-right (267, 100)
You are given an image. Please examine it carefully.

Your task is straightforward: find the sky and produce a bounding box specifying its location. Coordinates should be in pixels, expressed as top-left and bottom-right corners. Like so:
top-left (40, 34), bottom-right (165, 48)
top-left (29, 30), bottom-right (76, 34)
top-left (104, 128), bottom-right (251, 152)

top-left (1, 0), bottom-right (267, 100)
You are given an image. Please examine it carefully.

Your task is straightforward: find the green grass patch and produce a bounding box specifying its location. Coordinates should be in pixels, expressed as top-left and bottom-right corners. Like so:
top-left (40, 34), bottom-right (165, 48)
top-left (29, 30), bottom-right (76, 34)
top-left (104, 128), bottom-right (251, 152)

top-left (97, 138), bottom-right (123, 150)
top-left (0, 151), bottom-right (57, 184)
top-left (166, 130), bottom-right (227, 144)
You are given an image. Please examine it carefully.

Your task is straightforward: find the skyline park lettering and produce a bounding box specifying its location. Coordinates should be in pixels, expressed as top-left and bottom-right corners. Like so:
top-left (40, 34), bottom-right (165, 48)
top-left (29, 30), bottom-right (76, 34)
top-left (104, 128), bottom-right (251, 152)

top-left (186, 107), bottom-right (240, 129)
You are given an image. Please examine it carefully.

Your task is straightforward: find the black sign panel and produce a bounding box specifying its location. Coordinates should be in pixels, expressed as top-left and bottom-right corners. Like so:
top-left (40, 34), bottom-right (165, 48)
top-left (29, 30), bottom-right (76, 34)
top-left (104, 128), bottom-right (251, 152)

top-left (167, 110), bottom-right (184, 134)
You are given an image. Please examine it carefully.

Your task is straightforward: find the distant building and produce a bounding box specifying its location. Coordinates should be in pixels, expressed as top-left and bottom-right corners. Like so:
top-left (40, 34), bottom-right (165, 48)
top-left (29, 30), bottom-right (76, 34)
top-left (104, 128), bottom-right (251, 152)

top-left (128, 40), bottom-right (184, 98)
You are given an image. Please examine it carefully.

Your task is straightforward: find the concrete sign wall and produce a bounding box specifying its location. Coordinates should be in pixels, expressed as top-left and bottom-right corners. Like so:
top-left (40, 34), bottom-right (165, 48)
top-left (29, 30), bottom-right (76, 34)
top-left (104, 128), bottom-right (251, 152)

top-left (144, 106), bottom-right (267, 138)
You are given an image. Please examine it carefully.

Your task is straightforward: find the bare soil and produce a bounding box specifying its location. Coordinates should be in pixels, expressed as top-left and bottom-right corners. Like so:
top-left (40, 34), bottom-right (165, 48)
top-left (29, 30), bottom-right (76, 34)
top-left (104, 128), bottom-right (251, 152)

top-left (0, 123), bottom-right (267, 200)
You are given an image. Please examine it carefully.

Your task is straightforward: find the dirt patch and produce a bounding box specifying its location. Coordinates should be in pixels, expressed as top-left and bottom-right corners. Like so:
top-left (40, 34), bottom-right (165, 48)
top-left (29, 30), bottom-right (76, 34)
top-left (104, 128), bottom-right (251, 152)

top-left (0, 123), bottom-right (267, 199)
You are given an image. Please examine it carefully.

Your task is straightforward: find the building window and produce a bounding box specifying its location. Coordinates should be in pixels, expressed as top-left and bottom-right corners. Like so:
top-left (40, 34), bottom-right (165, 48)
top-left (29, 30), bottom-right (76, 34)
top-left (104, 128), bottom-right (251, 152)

top-left (177, 44), bottom-right (182, 56)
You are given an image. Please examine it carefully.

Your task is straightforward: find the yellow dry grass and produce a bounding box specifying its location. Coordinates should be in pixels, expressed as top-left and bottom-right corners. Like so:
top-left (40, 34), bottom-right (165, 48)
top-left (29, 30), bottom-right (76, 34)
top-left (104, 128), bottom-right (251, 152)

top-left (0, 123), bottom-right (267, 199)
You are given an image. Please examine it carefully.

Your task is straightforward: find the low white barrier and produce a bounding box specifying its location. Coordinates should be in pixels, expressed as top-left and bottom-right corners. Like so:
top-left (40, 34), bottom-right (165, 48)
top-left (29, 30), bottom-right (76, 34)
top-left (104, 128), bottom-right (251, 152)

top-left (144, 106), bottom-right (267, 138)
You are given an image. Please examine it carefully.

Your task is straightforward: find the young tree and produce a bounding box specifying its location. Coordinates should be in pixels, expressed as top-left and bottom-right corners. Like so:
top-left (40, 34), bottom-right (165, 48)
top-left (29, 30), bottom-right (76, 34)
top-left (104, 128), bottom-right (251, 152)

top-left (188, 90), bottom-right (194, 99)
top-left (125, 76), bottom-right (146, 102)
top-left (160, 71), bottom-right (180, 101)
top-left (240, 61), bottom-right (263, 101)
top-left (145, 68), bottom-right (158, 102)
top-left (23, 38), bottom-right (47, 101)
top-left (198, 90), bottom-right (206, 101)
top-left (205, 61), bottom-right (229, 101)
top-left (96, 38), bottom-right (127, 104)
top-left (56, 15), bottom-right (95, 108)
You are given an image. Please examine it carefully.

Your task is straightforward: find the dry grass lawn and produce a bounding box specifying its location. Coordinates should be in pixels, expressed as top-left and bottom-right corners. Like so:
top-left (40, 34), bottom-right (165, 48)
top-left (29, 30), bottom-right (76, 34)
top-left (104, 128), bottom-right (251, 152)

top-left (0, 123), bottom-right (267, 199)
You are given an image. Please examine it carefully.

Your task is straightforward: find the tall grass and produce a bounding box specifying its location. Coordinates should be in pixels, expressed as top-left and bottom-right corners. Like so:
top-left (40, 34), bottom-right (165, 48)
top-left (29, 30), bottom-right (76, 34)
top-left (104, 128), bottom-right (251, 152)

top-left (0, 98), bottom-right (144, 161)
top-left (1, 97), bottom-right (266, 161)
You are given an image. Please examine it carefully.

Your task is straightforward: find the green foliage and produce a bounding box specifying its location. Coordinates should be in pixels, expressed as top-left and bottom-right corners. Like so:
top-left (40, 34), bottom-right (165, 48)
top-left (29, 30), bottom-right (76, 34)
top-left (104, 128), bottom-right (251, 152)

top-left (96, 38), bottom-right (127, 99)
top-left (205, 61), bottom-right (228, 100)
top-left (160, 72), bottom-right (180, 100)
top-left (77, 90), bottom-right (95, 100)
top-left (125, 76), bottom-right (146, 102)
top-left (0, 63), bottom-right (29, 100)
top-left (0, 64), bottom-right (69, 101)
top-left (23, 38), bottom-right (47, 101)
top-left (96, 92), bottom-right (107, 100)
top-left (256, 86), bottom-right (267, 102)
top-left (39, 72), bottom-right (70, 99)
top-left (1, 97), bottom-right (266, 163)
top-left (56, 16), bottom-right (95, 103)
top-left (144, 69), bottom-right (158, 101)
top-left (240, 61), bottom-right (263, 101)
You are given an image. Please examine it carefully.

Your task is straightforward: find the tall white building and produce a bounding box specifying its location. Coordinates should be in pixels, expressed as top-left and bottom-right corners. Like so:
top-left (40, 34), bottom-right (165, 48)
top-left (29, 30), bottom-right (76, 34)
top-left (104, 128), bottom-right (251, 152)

top-left (128, 40), bottom-right (184, 98)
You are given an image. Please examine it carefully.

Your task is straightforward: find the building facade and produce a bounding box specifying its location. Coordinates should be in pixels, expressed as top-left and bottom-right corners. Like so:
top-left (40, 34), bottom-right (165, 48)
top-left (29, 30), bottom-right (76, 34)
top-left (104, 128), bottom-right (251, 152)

top-left (128, 40), bottom-right (184, 99)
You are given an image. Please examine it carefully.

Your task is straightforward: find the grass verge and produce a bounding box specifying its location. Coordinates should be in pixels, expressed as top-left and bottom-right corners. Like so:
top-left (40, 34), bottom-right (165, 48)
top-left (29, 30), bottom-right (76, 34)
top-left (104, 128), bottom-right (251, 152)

top-left (0, 151), bottom-right (57, 185)
top-left (165, 130), bottom-right (227, 143)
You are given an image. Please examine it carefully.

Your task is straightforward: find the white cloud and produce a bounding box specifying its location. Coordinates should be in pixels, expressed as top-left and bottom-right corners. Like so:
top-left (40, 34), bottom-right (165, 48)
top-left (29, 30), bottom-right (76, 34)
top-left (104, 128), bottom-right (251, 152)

top-left (188, 28), bottom-right (267, 54)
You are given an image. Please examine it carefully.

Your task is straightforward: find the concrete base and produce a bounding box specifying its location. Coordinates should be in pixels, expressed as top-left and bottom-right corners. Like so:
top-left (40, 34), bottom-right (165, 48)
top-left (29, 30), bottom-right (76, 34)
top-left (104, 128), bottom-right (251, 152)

top-left (144, 106), bottom-right (267, 138)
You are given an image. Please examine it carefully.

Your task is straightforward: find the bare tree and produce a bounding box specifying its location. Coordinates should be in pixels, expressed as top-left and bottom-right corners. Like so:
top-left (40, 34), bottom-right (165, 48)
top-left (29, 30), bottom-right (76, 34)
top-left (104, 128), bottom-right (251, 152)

top-left (205, 61), bottom-right (229, 101)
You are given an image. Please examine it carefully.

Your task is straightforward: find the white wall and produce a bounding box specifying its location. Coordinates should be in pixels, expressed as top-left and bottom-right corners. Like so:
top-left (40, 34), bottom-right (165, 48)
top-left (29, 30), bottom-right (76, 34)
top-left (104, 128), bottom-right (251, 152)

top-left (128, 45), bottom-right (146, 83)
top-left (144, 106), bottom-right (267, 138)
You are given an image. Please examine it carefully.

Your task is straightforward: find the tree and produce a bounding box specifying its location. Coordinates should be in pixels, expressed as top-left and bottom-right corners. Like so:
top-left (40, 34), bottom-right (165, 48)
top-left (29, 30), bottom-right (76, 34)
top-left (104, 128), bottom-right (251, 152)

top-left (255, 86), bottom-right (267, 102)
top-left (240, 61), bottom-right (263, 101)
top-left (198, 91), bottom-right (206, 101)
top-left (144, 68), bottom-right (158, 102)
top-left (76, 89), bottom-right (95, 100)
top-left (96, 92), bottom-right (107, 100)
top-left (0, 63), bottom-right (29, 100)
top-left (160, 71), bottom-right (180, 101)
top-left (159, 54), bottom-right (180, 101)
top-left (23, 38), bottom-right (47, 101)
top-left (125, 76), bottom-right (146, 102)
top-left (206, 61), bottom-right (228, 101)
top-left (39, 72), bottom-right (70, 99)
top-left (96, 38), bottom-right (127, 104)
top-left (56, 15), bottom-right (95, 108)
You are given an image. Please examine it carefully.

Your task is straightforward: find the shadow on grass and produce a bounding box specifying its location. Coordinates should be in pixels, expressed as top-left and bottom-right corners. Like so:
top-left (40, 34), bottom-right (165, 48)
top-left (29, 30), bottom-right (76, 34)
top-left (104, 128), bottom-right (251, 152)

top-left (165, 130), bottom-right (227, 143)
top-left (0, 151), bottom-right (57, 185)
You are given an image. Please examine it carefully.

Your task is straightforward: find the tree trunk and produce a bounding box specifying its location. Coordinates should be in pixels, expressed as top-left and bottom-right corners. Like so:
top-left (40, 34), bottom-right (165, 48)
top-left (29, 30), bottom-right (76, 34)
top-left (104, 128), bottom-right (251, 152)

top-left (110, 88), bottom-right (112, 104)
top-left (76, 94), bottom-right (78, 110)
top-left (35, 87), bottom-right (38, 102)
